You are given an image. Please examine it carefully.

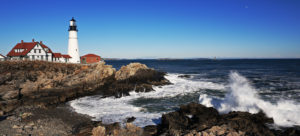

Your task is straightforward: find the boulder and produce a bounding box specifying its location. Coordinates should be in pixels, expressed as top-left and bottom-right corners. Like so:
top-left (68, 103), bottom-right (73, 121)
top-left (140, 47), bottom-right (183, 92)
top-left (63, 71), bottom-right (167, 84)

top-left (115, 63), bottom-right (148, 80)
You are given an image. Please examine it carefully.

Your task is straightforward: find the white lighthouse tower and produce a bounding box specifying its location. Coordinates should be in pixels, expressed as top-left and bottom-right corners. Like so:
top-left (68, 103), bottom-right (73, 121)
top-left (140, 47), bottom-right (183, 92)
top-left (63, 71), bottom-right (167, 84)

top-left (68, 17), bottom-right (80, 63)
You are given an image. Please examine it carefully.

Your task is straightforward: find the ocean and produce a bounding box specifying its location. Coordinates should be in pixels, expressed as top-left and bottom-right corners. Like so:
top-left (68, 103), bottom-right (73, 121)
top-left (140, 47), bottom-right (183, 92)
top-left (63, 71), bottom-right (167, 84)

top-left (69, 59), bottom-right (300, 127)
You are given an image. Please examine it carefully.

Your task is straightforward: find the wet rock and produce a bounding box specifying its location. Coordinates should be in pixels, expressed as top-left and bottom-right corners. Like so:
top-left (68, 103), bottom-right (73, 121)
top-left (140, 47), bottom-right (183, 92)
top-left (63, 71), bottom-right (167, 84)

top-left (158, 102), bottom-right (220, 135)
top-left (178, 75), bottom-right (191, 78)
top-left (126, 116), bottom-right (136, 123)
top-left (221, 111), bottom-right (275, 136)
top-left (155, 102), bottom-right (296, 136)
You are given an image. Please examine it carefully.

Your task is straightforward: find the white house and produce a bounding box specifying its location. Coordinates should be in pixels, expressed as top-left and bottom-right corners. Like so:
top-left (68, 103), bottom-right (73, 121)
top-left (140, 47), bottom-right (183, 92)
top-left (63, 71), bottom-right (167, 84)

top-left (0, 54), bottom-right (5, 61)
top-left (6, 39), bottom-right (71, 63)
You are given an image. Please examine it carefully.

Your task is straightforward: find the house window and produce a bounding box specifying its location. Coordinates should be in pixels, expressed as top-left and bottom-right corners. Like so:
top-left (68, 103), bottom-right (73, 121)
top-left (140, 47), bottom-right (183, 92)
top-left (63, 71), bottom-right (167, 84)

top-left (32, 55), bottom-right (35, 59)
top-left (41, 55), bottom-right (43, 60)
top-left (39, 49), bottom-right (41, 53)
top-left (34, 49), bottom-right (36, 53)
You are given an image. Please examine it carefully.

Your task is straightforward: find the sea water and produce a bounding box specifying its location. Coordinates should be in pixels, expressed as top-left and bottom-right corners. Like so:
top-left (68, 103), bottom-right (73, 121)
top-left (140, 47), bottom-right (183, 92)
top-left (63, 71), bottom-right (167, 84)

top-left (70, 59), bottom-right (300, 127)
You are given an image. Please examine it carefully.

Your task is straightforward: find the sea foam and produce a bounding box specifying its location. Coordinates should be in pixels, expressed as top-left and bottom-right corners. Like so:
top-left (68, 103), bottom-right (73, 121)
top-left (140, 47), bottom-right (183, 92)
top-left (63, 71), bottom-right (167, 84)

top-left (199, 72), bottom-right (300, 127)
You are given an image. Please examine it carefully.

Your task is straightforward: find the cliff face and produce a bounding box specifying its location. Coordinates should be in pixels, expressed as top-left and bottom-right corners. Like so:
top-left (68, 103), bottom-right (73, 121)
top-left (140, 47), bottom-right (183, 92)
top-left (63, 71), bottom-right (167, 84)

top-left (0, 61), bottom-right (168, 114)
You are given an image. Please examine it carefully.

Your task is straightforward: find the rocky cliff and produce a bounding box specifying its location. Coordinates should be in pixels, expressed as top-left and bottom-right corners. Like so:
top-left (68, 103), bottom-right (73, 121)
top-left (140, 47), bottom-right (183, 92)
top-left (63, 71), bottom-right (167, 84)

top-left (0, 61), bottom-right (169, 115)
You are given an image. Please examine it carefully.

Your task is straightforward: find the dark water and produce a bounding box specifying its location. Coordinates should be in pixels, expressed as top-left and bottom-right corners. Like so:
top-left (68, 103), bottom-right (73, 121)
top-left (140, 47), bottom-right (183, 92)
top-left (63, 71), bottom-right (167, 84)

top-left (106, 59), bottom-right (300, 103)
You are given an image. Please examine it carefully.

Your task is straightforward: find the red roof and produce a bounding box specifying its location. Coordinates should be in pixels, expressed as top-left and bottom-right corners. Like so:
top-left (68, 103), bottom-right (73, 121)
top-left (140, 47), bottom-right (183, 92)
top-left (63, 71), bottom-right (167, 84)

top-left (7, 42), bottom-right (37, 56)
top-left (62, 54), bottom-right (71, 58)
top-left (7, 41), bottom-right (53, 56)
top-left (52, 53), bottom-right (62, 58)
top-left (81, 54), bottom-right (100, 58)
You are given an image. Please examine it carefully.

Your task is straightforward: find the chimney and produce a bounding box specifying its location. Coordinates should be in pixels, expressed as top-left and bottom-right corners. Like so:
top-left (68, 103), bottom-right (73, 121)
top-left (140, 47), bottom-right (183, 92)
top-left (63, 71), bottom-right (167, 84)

top-left (32, 39), bottom-right (35, 42)
top-left (40, 41), bottom-right (43, 44)
top-left (21, 40), bottom-right (24, 43)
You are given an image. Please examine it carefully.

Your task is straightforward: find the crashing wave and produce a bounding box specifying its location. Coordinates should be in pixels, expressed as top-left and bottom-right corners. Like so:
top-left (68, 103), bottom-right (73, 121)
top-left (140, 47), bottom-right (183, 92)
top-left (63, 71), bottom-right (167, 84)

top-left (199, 71), bottom-right (300, 127)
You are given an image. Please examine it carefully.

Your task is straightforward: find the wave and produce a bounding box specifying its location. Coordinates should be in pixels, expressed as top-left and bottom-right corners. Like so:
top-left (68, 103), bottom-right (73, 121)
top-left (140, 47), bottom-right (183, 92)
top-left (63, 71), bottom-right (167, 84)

top-left (199, 72), bottom-right (300, 127)
top-left (69, 73), bottom-right (225, 127)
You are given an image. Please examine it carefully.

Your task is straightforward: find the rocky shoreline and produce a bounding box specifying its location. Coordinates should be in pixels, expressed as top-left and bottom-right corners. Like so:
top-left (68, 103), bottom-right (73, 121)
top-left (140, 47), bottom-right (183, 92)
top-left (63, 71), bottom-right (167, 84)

top-left (0, 61), bottom-right (299, 136)
top-left (89, 102), bottom-right (300, 136)
top-left (0, 61), bottom-right (169, 115)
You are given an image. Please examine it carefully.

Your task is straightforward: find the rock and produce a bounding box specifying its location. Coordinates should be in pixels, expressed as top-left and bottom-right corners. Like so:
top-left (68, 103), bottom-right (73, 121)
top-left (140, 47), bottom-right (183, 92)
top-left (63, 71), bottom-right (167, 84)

top-left (12, 125), bottom-right (21, 129)
top-left (115, 63), bottom-right (148, 80)
top-left (125, 123), bottom-right (142, 133)
top-left (2, 91), bottom-right (18, 100)
top-left (221, 111), bottom-right (274, 136)
top-left (144, 125), bottom-right (157, 135)
top-left (92, 126), bottom-right (106, 136)
top-left (155, 102), bottom-right (289, 136)
top-left (0, 110), bottom-right (4, 116)
top-left (157, 102), bottom-right (221, 135)
top-left (226, 132), bottom-right (241, 136)
top-left (161, 111), bottom-right (190, 132)
top-left (178, 75), bottom-right (191, 78)
top-left (202, 131), bottom-right (209, 136)
top-left (126, 116), bottom-right (136, 123)
top-left (21, 112), bottom-right (33, 119)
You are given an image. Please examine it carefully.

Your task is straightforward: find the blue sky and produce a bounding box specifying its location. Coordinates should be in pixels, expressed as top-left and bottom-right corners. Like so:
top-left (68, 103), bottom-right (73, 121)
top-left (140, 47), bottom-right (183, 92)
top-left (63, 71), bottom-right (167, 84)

top-left (0, 0), bottom-right (299, 58)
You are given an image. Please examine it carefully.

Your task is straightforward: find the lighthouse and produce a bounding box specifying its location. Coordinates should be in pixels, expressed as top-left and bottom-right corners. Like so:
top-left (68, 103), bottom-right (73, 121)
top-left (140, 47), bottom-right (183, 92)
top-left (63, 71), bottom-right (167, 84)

top-left (68, 17), bottom-right (80, 63)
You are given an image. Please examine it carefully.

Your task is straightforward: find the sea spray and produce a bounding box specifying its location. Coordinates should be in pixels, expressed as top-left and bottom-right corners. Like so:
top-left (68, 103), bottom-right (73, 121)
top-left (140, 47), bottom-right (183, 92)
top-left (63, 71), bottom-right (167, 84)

top-left (199, 71), bottom-right (300, 127)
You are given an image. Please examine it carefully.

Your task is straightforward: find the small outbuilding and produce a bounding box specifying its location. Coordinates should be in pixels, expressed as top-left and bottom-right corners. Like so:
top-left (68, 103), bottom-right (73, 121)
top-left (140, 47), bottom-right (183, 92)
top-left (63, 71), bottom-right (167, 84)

top-left (53, 53), bottom-right (72, 63)
top-left (0, 54), bottom-right (5, 61)
top-left (81, 54), bottom-right (101, 64)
